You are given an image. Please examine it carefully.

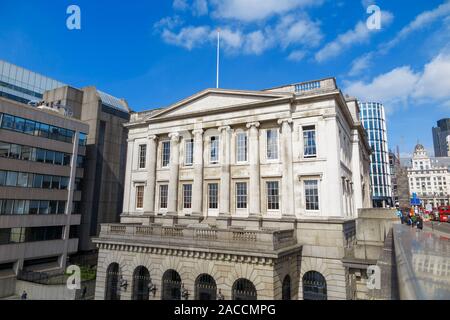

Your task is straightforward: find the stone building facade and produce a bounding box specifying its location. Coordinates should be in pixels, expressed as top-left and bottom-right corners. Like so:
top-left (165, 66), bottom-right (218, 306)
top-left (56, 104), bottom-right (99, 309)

top-left (94, 78), bottom-right (372, 300)
top-left (405, 144), bottom-right (450, 207)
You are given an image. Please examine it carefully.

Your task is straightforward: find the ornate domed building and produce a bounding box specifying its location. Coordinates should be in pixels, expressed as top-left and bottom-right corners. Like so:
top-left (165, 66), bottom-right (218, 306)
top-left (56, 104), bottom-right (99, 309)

top-left (406, 144), bottom-right (450, 207)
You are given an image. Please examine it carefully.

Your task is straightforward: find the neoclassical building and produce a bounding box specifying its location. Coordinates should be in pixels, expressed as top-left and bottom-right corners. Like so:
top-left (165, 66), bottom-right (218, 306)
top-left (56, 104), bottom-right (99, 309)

top-left (405, 144), bottom-right (450, 207)
top-left (93, 78), bottom-right (372, 300)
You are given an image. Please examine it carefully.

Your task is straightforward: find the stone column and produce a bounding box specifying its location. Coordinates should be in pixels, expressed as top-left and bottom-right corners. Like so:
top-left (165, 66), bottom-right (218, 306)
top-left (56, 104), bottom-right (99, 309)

top-left (144, 135), bottom-right (158, 215)
top-left (246, 122), bottom-right (261, 217)
top-left (167, 132), bottom-right (180, 215)
top-left (279, 119), bottom-right (295, 217)
top-left (219, 126), bottom-right (231, 216)
top-left (122, 138), bottom-right (135, 214)
top-left (192, 129), bottom-right (204, 215)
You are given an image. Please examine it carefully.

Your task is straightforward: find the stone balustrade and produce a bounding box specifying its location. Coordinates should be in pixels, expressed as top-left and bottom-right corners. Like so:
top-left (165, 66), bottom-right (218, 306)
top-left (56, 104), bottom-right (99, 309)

top-left (99, 223), bottom-right (297, 253)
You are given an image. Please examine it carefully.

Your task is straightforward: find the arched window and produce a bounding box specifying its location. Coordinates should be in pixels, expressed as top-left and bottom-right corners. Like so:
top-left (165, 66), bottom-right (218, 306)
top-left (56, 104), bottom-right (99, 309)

top-left (195, 274), bottom-right (217, 300)
top-left (282, 275), bottom-right (291, 300)
top-left (162, 269), bottom-right (182, 300)
top-left (232, 278), bottom-right (257, 300)
top-left (132, 266), bottom-right (151, 300)
top-left (105, 263), bottom-right (120, 300)
top-left (302, 271), bottom-right (327, 300)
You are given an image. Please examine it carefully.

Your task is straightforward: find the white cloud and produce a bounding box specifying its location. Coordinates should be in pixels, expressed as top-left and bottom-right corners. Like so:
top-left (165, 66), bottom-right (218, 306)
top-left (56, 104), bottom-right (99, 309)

top-left (192, 0), bottom-right (208, 16)
top-left (154, 16), bottom-right (183, 30)
top-left (162, 26), bottom-right (211, 50)
top-left (315, 11), bottom-right (393, 62)
top-left (344, 50), bottom-right (450, 111)
top-left (211, 0), bottom-right (322, 22)
top-left (173, 0), bottom-right (189, 11)
top-left (276, 15), bottom-right (323, 48)
top-left (345, 66), bottom-right (420, 106)
top-left (383, 2), bottom-right (450, 52)
top-left (348, 53), bottom-right (373, 77)
top-left (287, 50), bottom-right (307, 61)
top-left (413, 52), bottom-right (450, 100)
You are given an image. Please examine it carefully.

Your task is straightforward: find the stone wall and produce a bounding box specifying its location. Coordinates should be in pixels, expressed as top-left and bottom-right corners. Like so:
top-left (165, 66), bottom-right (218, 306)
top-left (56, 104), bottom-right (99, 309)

top-left (95, 248), bottom-right (300, 300)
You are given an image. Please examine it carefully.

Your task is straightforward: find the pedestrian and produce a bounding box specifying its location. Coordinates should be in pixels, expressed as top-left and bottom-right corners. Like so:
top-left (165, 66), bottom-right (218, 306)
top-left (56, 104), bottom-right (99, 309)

top-left (21, 291), bottom-right (27, 300)
top-left (82, 286), bottom-right (87, 299)
top-left (417, 216), bottom-right (424, 230)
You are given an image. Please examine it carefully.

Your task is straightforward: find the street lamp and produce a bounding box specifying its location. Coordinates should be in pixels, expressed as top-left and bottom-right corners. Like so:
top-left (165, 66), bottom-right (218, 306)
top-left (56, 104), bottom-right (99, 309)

top-left (119, 276), bottom-right (128, 292)
top-left (181, 284), bottom-right (190, 300)
top-left (148, 278), bottom-right (157, 298)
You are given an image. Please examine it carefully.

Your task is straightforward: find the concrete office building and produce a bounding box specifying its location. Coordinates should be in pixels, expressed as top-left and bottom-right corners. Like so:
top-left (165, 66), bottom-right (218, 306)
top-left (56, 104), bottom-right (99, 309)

top-left (43, 86), bottom-right (131, 256)
top-left (432, 118), bottom-right (450, 157)
top-left (359, 102), bottom-right (393, 208)
top-left (93, 78), bottom-right (373, 301)
top-left (0, 60), bottom-right (65, 105)
top-left (0, 97), bottom-right (88, 297)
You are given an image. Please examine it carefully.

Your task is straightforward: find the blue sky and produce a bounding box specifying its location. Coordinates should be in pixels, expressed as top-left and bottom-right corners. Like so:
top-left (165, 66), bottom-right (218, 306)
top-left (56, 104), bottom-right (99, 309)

top-left (0, 0), bottom-right (449, 156)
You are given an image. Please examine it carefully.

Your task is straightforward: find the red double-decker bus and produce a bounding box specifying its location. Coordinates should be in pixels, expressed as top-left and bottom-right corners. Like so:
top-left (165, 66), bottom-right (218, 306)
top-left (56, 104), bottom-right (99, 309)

top-left (438, 206), bottom-right (450, 223)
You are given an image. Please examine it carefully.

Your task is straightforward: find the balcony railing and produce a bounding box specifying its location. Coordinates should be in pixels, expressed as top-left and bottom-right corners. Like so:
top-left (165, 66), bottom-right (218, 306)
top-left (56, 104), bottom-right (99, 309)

top-left (99, 224), bottom-right (297, 253)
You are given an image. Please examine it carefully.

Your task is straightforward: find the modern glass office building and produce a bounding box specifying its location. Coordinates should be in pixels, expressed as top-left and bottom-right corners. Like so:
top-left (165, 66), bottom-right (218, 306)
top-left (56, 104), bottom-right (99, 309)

top-left (359, 102), bottom-right (393, 207)
top-left (432, 118), bottom-right (450, 157)
top-left (0, 60), bottom-right (65, 104)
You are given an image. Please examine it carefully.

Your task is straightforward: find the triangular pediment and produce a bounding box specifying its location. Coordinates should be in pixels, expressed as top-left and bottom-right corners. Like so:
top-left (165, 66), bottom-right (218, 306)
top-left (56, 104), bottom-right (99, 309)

top-left (148, 89), bottom-right (289, 119)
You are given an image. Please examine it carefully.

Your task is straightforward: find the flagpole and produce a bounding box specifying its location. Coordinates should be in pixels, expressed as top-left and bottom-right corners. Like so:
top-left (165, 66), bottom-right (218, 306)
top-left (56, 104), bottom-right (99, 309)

top-left (216, 28), bottom-right (220, 89)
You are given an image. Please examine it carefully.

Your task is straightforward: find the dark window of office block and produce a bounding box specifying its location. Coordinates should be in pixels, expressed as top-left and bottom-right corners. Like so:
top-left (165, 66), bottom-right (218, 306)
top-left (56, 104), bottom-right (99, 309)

top-left (24, 226), bottom-right (63, 242)
top-left (69, 226), bottom-right (79, 239)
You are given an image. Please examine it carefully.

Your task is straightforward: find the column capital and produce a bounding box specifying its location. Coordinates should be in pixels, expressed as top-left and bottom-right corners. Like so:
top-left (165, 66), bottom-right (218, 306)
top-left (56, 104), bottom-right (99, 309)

top-left (127, 138), bottom-right (135, 143)
top-left (277, 118), bottom-right (293, 126)
top-left (168, 132), bottom-right (180, 141)
top-left (218, 126), bottom-right (232, 133)
top-left (148, 134), bottom-right (158, 141)
top-left (246, 122), bottom-right (260, 129)
top-left (192, 129), bottom-right (204, 136)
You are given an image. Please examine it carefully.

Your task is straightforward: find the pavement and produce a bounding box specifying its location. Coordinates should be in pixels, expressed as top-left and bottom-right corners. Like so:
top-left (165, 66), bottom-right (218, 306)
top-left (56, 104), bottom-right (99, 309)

top-left (424, 221), bottom-right (450, 238)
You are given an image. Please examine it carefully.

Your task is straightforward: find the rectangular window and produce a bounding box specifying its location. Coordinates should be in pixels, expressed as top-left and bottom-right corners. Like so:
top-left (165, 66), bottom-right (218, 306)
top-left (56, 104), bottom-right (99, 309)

top-left (236, 182), bottom-right (248, 209)
top-left (45, 150), bottom-right (55, 164)
top-left (160, 185), bottom-right (168, 209)
top-left (185, 139), bottom-right (194, 166)
top-left (6, 171), bottom-right (18, 187)
top-left (21, 146), bottom-right (32, 161)
top-left (208, 183), bottom-right (219, 209)
top-left (9, 144), bottom-right (20, 159)
top-left (29, 201), bottom-right (39, 215)
top-left (305, 180), bottom-right (320, 211)
top-left (139, 144), bottom-right (147, 169)
top-left (0, 171), bottom-right (6, 186)
top-left (51, 176), bottom-right (61, 189)
top-left (236, 133), bottom-right (248, 162)
top-left (267, 181), bottom-right (280, 210)
top-left (210, 136), bottom-right (219, 163)
top-left (36, 149), bottom-right (46, 163)
top-left (183, 184), bottom-right (192, 209)
top-left (266, 129), bottom-right (279, 160)
top-left (63, 154), bottom-right (71, 166)
top-left (162, 141), bottom-right (171, 167)
top-left (13, 117), bottom-right (25, 133)
top-left (136, 186), bottom-right (144, 209)
top-left (303, 126), bottom-right (317, 158)
top-left (0, 142), bottom-right (9, 158)
top-left (1, 114), bottom-right (15, 130)
top-left (39, 201), bottom-right (49, 215)
top-left (33, 175), bottom-right (43, 188)
top-left (24, 120), bottom-right (35, 135)
top-left (42, 175), bottom-right (52, 189)
top-left (54, 152), bottom-right (63, 165)
top-left (17, 172), bottom-right (29, 187)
